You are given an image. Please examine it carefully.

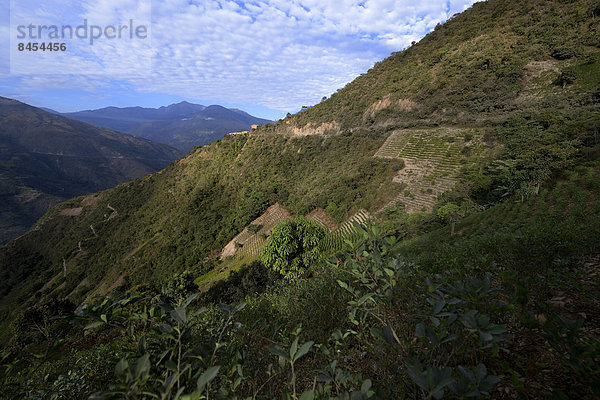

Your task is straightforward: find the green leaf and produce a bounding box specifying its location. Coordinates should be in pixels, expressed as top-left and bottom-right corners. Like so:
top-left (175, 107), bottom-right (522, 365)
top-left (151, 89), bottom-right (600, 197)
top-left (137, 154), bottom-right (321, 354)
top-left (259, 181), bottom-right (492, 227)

top-left (84, 321), bottom-right (104, 330)
top-left (268, 345), bottom-right (290, 361)
top-left (298, 390), bottom-right (314, 400)
top-left (416, 323), bottom-right (426, 338)
top-left (289, 337), bottom-right (299, 360)
top-left (173, 387), bottom-right (186, 400)
top-left (432, 300), bottom-right (446, 315)
top-left (193, 307), bottom-right (208, 318)
top-left (357, 293), bottom-right (374, 306)
top-left (183, 293), bottom-right (199, 308)
top-left (293, 341), bottom-right (313, 362)
top-left (406, 365), bottom-right (427, 389)
top-left (170, 307), bottom-right (186, 324)
top-left (197, 365), bottom-right (221, 392)
top-left (138, 336), bottom-right (147, 353)
top-left (479, 331), bottom-right (493, 342)
top-left (115, 359), bottom-right (128, 377)
top-left (361, 379), bottom-right (372, 394)
top-left (218, 304), bottom-right (232, 315)
top-left (234, 302), bottom-right (247, 313)
top-left (382, 326), bottom-right (396, 344)
top-left (134, 354), bottom-right (150, 380)
top-left (159, 324), bottom-right (174, 335)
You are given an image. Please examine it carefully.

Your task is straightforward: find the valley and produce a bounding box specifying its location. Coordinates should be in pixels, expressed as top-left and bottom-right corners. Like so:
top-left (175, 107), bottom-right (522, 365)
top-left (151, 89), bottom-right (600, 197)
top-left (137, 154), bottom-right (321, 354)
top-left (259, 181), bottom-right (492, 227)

top-left (0, 0), bottom-right (599, 398)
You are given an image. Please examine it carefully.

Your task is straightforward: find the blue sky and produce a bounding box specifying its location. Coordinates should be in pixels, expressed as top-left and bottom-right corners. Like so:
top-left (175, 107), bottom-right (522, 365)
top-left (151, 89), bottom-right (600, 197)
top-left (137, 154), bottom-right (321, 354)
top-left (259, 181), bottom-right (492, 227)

top-left (1, 0), bottom-right (478, 120)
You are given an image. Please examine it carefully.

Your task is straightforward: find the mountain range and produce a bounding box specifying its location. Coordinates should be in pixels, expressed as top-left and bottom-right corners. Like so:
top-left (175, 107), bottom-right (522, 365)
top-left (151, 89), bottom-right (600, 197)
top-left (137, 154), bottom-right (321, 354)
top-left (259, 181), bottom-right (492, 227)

top-left (63, 102), bottom-right (272, 152)
top-left (0, 0), bottom-right (599, 397)
top-left (0, 97), bottom-right (182, 244)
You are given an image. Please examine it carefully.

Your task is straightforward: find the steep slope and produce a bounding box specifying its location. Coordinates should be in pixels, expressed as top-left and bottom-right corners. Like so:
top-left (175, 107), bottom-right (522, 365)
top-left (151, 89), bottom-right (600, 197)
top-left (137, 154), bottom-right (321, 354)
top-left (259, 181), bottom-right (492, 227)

top-left (1, 0), bottom-right (599, 397)
top-left (65, 102), bottom-right (271, 152)
top-left (0, 0), bottom-right (598, 324)
top-left (0, 97), bottom-right (183, 244)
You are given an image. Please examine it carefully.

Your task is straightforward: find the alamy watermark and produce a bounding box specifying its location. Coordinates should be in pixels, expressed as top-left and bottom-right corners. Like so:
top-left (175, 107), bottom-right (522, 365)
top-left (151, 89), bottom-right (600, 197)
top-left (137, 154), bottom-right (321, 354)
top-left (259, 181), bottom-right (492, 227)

top-left (16, 19), bottom-right (148, 45)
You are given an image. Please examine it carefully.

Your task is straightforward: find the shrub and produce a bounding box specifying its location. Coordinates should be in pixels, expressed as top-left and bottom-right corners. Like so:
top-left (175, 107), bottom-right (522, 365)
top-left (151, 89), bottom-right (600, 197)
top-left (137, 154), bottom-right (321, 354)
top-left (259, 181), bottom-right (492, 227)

top-left (247, 224), bottom-right (262, 234)
top-left (260, 217), bottom-right (327, 280)
top-left (201, 261), bottom-right (276, 304)
top-left (556, 71), bottom-right (577, 87)
top-left (551, 47), bottom-right (576, 60)
top-left (161, 270), bottom-right (199, 305)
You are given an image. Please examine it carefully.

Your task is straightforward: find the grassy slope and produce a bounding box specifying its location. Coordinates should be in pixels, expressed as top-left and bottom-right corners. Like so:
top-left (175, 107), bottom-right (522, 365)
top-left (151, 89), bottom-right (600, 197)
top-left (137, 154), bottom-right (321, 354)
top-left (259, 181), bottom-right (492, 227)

top-left (0, 0), bottom-right (598, 334)
top-left (0, 0), bottom-right (599, 397)
top-left (0, 98), bottom-right (183, 244)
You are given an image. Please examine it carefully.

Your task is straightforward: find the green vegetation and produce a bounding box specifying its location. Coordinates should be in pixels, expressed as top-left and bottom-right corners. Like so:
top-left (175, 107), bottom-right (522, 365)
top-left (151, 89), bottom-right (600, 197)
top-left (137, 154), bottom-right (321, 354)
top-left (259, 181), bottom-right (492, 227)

top-left (3, 182), bottom-right (598, 397)
top-left (261, 217), bottom-right (327, 280)
top-left (0, 0), bottom-right (599, 398)
top-left (0, 97), bottom-right (182, 244)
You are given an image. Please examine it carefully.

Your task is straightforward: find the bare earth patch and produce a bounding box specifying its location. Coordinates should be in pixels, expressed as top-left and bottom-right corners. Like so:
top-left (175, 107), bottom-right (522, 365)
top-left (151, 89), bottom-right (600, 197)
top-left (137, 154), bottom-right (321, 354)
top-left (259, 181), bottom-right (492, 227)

top-left (288, 121), bottom-right (340, 136)
top-left (306, 208), bottom-right (338, 231)
top-left (363, 94), bottom-right (418, 121)
top-left (59, 207), bottom-right (83, 216)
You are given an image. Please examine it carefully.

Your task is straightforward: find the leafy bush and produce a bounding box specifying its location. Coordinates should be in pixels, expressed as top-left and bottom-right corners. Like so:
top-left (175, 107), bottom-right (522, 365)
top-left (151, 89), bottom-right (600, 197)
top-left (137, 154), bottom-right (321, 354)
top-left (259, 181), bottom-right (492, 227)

top-left (260, 217), bottom-right (327, 280)
top-left (551, 47), bottom-right (576, 60)
top-left (247, 224), bottom-right (262, 234)
top-left (556, 70), bottom-right (577, 87)
top-left (201, 261), bottom-right (277, 304)
top-left (160, 270), bottom-right (199, 305)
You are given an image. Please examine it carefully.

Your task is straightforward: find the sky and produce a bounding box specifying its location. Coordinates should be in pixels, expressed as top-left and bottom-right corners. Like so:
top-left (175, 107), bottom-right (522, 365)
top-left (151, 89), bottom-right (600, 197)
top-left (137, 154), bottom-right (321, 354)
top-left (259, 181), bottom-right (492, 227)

top-left (1, 0), bottom-right (478, 120)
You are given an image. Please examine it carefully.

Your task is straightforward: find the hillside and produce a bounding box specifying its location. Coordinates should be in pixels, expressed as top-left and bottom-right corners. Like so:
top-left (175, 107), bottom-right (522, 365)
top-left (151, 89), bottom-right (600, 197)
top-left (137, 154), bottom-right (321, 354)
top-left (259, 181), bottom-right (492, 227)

top-left (64, 102), bottom-right (272, 152)
top-left (0, 0), bottom-right (599, 398)
top-left (0, 97), bottom-right (183, 244)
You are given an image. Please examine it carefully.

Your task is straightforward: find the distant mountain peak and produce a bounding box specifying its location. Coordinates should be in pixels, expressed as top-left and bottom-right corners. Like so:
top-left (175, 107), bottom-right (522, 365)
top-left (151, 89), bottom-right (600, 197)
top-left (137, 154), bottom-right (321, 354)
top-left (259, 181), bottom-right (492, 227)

top-left (62, 102), bottom-right (272, 152)
top-left (0, 97), bottom-right (182, 244)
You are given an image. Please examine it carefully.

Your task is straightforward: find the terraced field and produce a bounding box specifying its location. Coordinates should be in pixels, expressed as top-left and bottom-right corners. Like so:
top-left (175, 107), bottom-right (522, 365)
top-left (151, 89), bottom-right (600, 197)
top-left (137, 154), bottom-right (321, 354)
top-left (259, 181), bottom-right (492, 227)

top-left (206, 205), bottom-right (361, 290)
top-left (319, 209), bottom-right (371, 253)
top-left (220, 203), bottom-right (292, 260)
top-left (375, 127), bottom-right (489, 213)
top-left (216, 206), bottom-right (371, 283)
top-left (306, 208), bottom-right (338, 231)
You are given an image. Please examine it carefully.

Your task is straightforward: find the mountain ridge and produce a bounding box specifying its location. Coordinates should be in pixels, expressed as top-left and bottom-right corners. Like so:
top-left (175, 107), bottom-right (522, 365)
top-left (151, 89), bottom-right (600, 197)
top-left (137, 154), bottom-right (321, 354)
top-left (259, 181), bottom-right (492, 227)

top-left (63, 101), bottom-right (271, 152)
top-left (2, 0), bottom-right (598, 312)
top-left (0, 96), bottom-right (183, 244)
top-left (0, 0), bottom-right (599, 396)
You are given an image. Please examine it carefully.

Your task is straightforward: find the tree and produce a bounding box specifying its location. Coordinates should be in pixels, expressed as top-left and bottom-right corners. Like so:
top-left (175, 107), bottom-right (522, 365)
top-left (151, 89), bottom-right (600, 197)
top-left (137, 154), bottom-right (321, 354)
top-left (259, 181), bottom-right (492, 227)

top-left (161, 270), bottom-right (199, 305)
top-left (12, 299), bottom-right (74, 347)
top-left (437, 203), bottom-right (460, 236)
top-left (260, 217), bottom-right (327, 280)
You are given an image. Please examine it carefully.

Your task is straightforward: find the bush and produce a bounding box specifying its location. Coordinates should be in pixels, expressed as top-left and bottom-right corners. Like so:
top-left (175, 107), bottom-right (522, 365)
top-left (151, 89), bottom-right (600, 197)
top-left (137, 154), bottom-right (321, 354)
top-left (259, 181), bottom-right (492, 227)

top-left (247, 224), bottom-right (262, 234)
top-left (556, 71), bottom-right (577, 87)
top-left (260, 217), bottom-right (327, 280)
top-left (551, 47), bottom-right (576, 60)
top-left (160, 270), bottom-right (199, 305)
top-left (201, 261), bottom-right (276, 304)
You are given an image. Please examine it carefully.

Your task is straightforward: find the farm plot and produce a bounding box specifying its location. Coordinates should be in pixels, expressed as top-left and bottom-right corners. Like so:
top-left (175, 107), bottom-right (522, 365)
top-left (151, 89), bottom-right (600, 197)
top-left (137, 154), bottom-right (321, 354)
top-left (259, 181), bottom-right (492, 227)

top-left (220, 203), bottom-right (292, 260)
top-left (319, 209), bottom-right (371, 253)
top-left (375, 127), bottom-right (489, 213)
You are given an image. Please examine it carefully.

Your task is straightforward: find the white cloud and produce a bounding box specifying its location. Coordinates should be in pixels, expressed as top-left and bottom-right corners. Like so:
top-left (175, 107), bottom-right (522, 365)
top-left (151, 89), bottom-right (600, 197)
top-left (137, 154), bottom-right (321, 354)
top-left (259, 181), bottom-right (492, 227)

top-left (3, 0), bottom-right (478, 112)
